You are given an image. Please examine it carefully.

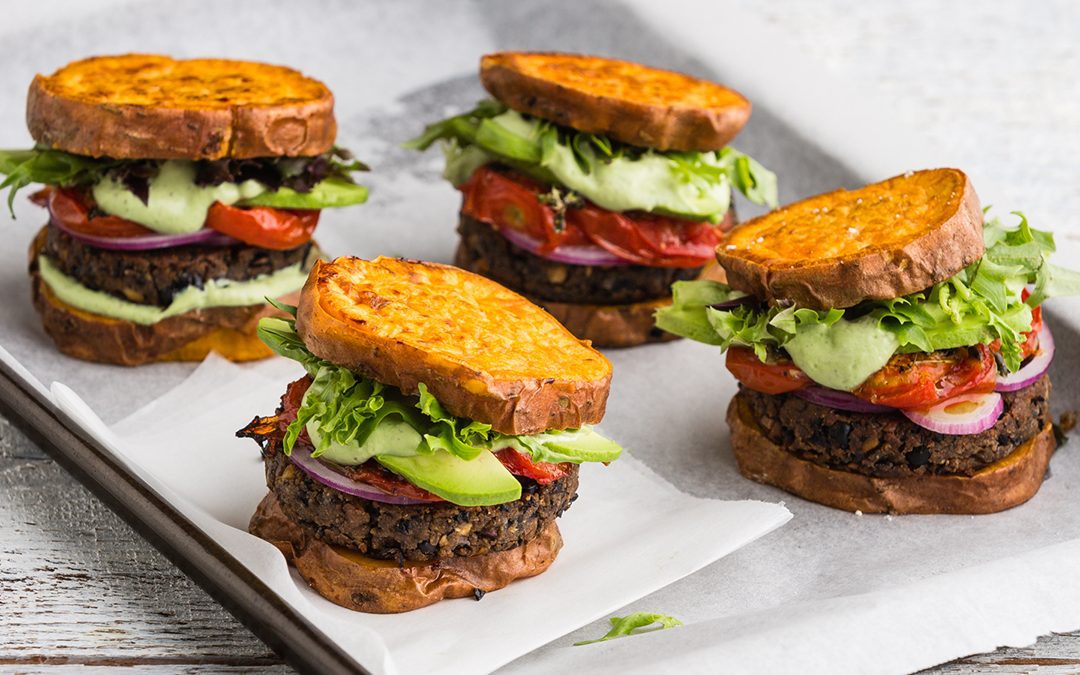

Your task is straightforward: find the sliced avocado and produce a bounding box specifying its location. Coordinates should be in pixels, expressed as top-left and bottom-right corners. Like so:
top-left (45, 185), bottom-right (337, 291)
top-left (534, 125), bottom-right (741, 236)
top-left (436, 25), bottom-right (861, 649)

top-left (377, 449), bottom-right (521, 506)
top-left (542, 429), bottom-right (623, 463)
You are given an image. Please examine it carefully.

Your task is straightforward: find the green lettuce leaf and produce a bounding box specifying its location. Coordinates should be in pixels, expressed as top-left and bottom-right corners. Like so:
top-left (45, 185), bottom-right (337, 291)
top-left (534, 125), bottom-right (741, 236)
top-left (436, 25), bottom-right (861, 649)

top-left (658, 212), bottom-right (1077, 373)
top-left (256, 315), bottom-right (622, 464)
top-left (406, 99), bottom-right (778, 220)
top-left (574, 613), bottom-right (683, 646)
top-left (0, 147), bottom-right (123, 216)
top-left (0, 145), bottom-right (369, 217)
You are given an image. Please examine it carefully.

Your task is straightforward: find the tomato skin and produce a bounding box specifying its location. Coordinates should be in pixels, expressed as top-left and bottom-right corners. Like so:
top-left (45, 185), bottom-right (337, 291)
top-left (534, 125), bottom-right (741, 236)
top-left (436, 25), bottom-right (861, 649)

top-left (461, 166), bottom-right (576, 251)
top-left (573, 206), bottom-right (723, 267)
top-left (853, 345), bottom-right (996, 409)
top-left (205, 202), bottom-right (319, 250)
top-left (1021, 300), bottom-right (1043, 359)
top-left (34, 187), bottom-right (156, 238)
top-left (493, 449), bottom-right (569, 485)
top-left (459, 165), bottom-right (725, 267)
top-left (725, 347), bottom-right (812, 395)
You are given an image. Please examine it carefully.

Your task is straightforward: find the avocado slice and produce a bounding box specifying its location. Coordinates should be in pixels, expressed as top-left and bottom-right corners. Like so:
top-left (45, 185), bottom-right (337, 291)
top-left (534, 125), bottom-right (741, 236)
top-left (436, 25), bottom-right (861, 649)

top-left (541, 428), bottom-right (623, 463)
top-left (377, 449), bottom-right (522, 506)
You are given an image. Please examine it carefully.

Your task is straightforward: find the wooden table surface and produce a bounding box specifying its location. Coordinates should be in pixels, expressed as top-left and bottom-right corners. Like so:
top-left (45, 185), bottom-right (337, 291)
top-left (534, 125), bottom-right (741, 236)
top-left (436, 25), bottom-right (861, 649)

top-left (3, 1), bottom-right (1079, 673)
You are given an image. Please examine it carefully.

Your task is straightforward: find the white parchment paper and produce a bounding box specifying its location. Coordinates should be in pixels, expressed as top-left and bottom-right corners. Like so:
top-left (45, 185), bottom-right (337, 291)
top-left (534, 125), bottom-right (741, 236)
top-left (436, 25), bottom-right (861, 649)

top-left (50, 355), bottom-right (787, 675)
top-left (2, 2), bottom-right (1080, 674)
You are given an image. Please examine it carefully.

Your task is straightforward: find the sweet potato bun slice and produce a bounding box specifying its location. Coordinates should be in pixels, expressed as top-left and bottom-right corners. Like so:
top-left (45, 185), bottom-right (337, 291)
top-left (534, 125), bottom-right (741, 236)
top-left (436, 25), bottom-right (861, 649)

top-left (728, 394), bottom-right (1055, 514)
top-left (250, 493), bottom-right (562, 613)
top-left (717, 168), bottom-right (984, 309)
top-left (480, 52), bottom-right (750, 151)
top-left (295, 257), bottom-right (612, 435)
top-left (28, 54), bottom-right (335, 159)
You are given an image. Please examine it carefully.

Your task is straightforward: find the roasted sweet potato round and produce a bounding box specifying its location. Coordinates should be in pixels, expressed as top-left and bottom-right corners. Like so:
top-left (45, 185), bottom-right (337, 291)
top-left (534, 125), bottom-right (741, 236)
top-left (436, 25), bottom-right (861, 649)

top-left (28, 54), bottom-right (336, 159)
top-left (717, 168), bottom-right (984, 309)
top-left (480, 52), bottom-right (750, 151)
top-left (295, 257), bottom-right (612, 435)
top-left (249, 492), bottom-right (563, 614)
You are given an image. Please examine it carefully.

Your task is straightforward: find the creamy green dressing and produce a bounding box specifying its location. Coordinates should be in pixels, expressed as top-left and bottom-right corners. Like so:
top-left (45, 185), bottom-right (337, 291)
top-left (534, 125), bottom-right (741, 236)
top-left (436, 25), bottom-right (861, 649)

top-left (784, 316), bottom-right (900, 391)
top-left (452, 111), bottom-right (733, 221)
top-left (91, 160), bottom-right (266, 234)
top-left (38, 255), bottom-right (307, 325)
top-left (307, 418), bottom-right (423, 465)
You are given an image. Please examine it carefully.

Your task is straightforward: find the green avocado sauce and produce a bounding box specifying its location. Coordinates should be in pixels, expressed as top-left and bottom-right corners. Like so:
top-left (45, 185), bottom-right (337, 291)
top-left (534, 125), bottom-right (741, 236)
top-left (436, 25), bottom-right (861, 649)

top-left (91, 160), bottom-right (266, 234)
top-left (784, 316), bottom-right (900, 391)
top-left (446, 110), bottom-right (734, 222)
top-left (38, 255), bottom-right (307, 325)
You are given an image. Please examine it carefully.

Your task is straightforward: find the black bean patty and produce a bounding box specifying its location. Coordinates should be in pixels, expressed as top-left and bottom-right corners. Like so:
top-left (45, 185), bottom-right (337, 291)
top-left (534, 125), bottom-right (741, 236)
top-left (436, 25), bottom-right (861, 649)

top-left (739, 375), bottom-right (1051, 477)
top-left (265, 445), bottom-right (580, 563)
top-left (457, 214), bottom-right (702, 304)
top-left (43, 225), bottom-right (312, 307)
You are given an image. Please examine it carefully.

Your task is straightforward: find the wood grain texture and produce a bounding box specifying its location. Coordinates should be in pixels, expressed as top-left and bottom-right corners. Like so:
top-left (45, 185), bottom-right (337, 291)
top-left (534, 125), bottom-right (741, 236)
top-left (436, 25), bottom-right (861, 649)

top-left (0, 416), bottom-right (286, 672)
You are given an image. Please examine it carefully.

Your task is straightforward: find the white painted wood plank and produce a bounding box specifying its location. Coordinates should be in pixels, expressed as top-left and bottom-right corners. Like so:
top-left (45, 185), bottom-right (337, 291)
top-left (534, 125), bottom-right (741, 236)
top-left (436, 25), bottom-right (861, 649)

top-left (0, 416), bottom-right (282, 669)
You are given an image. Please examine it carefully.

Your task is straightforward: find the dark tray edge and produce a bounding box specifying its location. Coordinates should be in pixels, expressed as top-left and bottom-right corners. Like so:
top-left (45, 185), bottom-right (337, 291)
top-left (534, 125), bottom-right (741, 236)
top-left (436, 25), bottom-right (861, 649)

top-left (0, 359), bottom-right (371, 675)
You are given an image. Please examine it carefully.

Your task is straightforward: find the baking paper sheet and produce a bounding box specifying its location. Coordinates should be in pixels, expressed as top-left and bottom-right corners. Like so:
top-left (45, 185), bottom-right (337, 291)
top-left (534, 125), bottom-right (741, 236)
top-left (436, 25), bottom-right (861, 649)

top-left (2, 2), bottom-right (1080, 674)
top-left (49, 355), bottom-right (788, 675)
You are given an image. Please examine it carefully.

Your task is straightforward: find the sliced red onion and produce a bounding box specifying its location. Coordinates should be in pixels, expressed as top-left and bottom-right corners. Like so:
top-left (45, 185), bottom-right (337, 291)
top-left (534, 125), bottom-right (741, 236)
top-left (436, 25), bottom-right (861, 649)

top-left (711, 295), bottom-right (751, 310)
top-left (289, 445), bottom-right (433, 505)
top-left (902, 391), bottom-right (1003, 435)
top-left (793, 386), bottom-right (894, 414)
top-left (497, 226), bottom-right (631, 267)
top-left (996, 324), bottom-right (1054, 392)
top-left (51, 216), bottom-right (239, 251)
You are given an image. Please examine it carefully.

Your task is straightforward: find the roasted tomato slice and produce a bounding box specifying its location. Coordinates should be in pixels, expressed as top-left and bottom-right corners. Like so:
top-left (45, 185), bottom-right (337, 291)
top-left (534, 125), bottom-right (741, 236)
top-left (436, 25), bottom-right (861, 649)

top-left (725, 346), bottom-right (812, 395)
top-left (460, 165), bottom-right (574, 251)
top-left (1021, 304), bottom-right (1044, 358)
top-left (459, 165), bottom-right (723, 266)
top-left (573, 206), bottom-right (723, 268)
top-left (494, 448), bottom-right (569, 485)
top-left (341, 463), bottom-right (443, 502)
top-left (854, 344), bottom-right (997, 409)
top-left (33, 187), bottom-right (156, 238)
top-left (205, 202), bottom-right (319, 250)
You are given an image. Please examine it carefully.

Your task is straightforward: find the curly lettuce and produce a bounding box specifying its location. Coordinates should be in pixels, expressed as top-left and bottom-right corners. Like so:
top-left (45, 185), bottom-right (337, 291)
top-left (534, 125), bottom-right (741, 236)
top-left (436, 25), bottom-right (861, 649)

top-left (657, 212), bottom-right (1080, 373)
top-left (0, 145), bottom-right (368, 216)
top-left (574, 613), bottom-right (684, 646)
top-left (257, 315), bottom-right (622, 466)
top-left (405, 99), bottom-right (777, 223)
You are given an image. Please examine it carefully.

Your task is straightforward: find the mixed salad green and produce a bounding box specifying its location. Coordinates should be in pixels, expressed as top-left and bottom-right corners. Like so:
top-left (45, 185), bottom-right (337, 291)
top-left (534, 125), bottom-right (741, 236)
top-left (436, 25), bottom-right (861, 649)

top-left (406, 99), bottom-right (777, 222)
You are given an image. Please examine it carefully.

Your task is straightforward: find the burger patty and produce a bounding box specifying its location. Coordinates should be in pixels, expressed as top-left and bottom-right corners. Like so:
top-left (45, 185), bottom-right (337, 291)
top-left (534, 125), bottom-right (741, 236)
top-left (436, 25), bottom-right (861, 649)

top-left (265, 446), bottom-right (580, 562)
top-left (43, 225), bottom-right (312, 307)
top-left (739, 375), bottom-right (1051, 477)
top-left (457, 214), bottom-right (701, 304)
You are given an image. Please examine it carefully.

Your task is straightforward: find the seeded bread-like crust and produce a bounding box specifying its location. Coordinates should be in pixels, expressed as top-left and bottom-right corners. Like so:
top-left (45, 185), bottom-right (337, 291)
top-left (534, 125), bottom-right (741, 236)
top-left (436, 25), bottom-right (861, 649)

top-left (250, 492), bottom-right (562, 614)
top-left (717, 169), bottom-right (984, 309)
top-left (295, 257), bottom-right (612, 435)
top-left (480, 52), bottom-right (750, 151)
top-left (727, 393), bottom-right (1055, 514)
top-left (27, 54), bottom-right (335, 159)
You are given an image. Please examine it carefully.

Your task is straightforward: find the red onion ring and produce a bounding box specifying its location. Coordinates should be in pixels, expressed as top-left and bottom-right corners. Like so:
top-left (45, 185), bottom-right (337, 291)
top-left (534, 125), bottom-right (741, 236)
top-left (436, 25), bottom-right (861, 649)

top-left (793, 386), bottom-right (895, 414)
top-left (711, 295), bottom-right (751, 310)
top-left (51, 216), bottom-right (239, 251)
top-left (289, 445), bottom-right (434, 506)
top-left (996, 324), bottom-right (1054, 392)
top-left (902, 391), bottom-right (1003, 435)
top-left (497, 226), bottom-right (631, 267)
